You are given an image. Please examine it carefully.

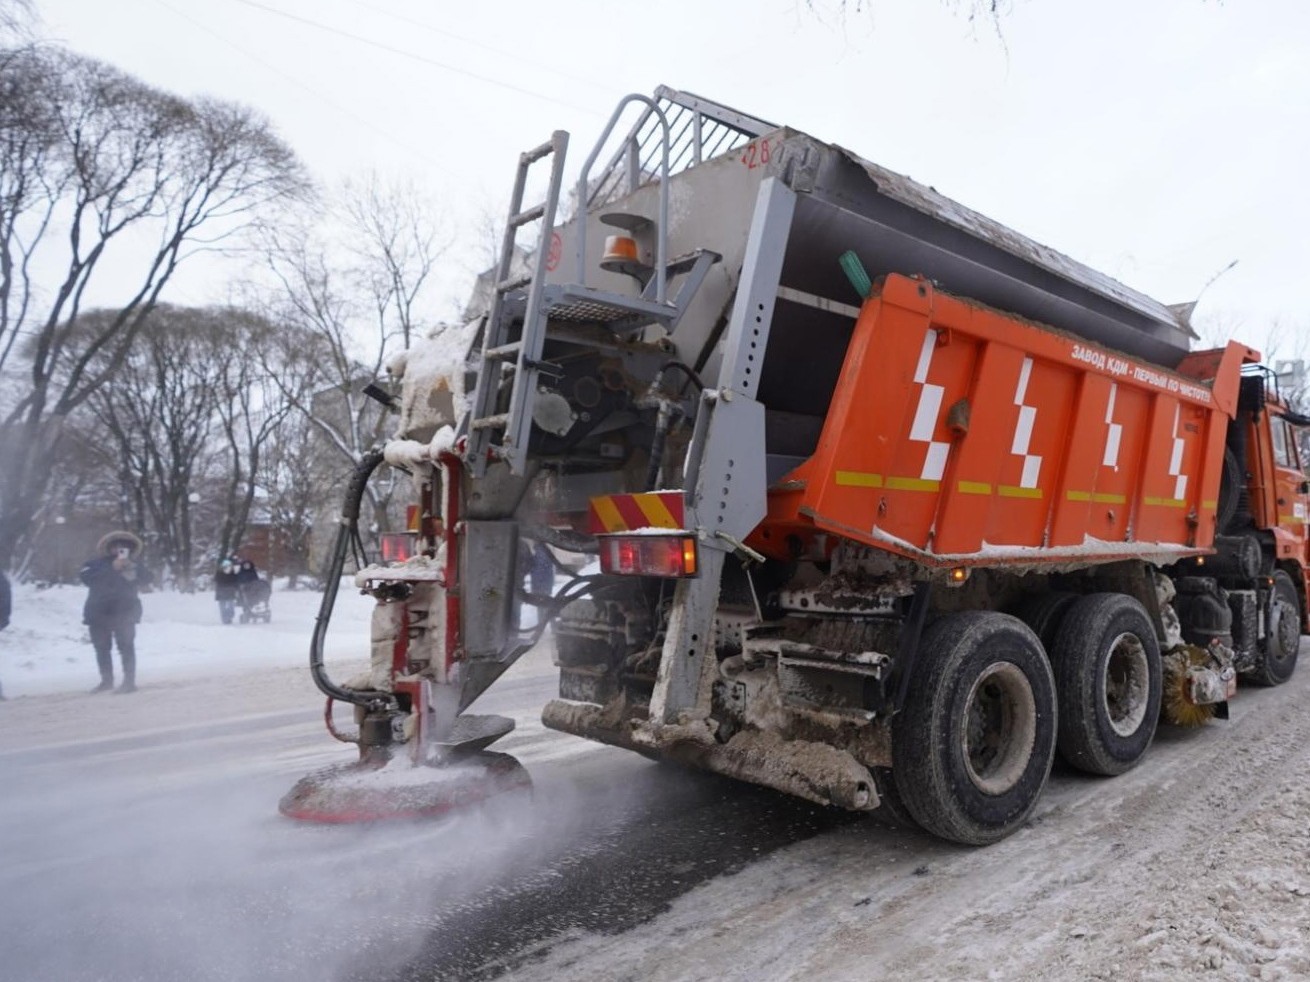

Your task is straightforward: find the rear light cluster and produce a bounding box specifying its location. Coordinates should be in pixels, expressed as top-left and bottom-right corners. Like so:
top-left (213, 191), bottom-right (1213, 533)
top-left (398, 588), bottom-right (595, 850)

top-left (600, 533), bottom-right (699, 578)
top-left (379, 531), bottom-right (418, 563)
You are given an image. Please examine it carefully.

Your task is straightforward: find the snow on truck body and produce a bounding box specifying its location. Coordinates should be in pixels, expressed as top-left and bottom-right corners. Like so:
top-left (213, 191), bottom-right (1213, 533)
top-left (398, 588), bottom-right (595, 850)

top-left (314, 87), bottom-right (1308, 844)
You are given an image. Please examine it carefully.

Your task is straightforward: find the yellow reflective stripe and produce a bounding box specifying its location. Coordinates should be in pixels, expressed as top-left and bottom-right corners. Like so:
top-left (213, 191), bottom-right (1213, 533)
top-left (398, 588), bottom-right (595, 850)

top-left (633, 493), bottom-right (681, 529)
top-left (591, 496), bottom-right (626, 532)
top-left (1202, 499), bottom-right (1218, 510)
top-left (835, 470), bottom-right (883, 488)
top-left (886, 476), bottom-right (940, 492)
top-left (998, 485), bottom-right (1043, 499)
top-left (1144, 496), bottom-right (1187, 508)
top-left (1067, 490), bottom-right (1127, 504)
top-left (957, 480), bottom-right (992, 495)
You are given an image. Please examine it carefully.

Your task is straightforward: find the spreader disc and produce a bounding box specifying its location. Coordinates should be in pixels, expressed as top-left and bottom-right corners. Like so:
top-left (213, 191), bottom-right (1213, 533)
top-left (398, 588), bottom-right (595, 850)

top-left (279, 751), bottom-right (531, 824)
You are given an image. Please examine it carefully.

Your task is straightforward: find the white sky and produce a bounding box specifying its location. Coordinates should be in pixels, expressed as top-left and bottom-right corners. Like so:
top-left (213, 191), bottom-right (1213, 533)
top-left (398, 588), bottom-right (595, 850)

top-left (31, 0), bottom-right (1310, 357)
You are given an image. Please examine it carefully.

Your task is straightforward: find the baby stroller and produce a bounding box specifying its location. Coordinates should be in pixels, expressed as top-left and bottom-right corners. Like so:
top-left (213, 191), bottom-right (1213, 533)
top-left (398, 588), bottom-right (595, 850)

top-left (237, 575), bottom-right (272, 624)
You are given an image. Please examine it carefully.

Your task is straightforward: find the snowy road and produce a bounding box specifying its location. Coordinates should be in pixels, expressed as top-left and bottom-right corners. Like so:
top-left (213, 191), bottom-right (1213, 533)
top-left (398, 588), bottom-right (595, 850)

top-left (3, 629), bottom-right (1309, 981)
top-left (0, 640), bottom-right (850, 982)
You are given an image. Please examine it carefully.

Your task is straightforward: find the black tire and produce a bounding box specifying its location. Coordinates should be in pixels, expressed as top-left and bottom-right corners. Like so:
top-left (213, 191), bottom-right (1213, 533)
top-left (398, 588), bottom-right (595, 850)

top-left (1242, 570), bottom-right (1301, 687)
top-left (892, 612), bottom-right (1057, 846)
top-left (1049, 593), bottom-right (1161, 776)
top-left (1217, 447), bottom-right (1241, 533)
top-left (871, 767), bottom-right (920, 831)
top-left (1011, 591), bottom-right (1079, 653)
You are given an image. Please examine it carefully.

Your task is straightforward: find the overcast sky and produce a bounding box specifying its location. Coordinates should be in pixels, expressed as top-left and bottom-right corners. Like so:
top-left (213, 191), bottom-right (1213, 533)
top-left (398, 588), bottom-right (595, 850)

top-left (32, 0), bottom-right (1310, 357)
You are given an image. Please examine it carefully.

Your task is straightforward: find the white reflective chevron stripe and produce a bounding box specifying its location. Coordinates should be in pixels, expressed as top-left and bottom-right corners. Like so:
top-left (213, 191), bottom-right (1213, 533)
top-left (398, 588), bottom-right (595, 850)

top-left (1103, 383), bottom-right (1122, 469)
top-left (910, 383), bottom-right (944, 441)
top-left (1011, 357), bottom-right (1042, 489)
top-left (914, 329), bottom-right (936, 383)
top-left (907, 329), bottom-right (950, 481)
top-left (1011, 406), bottom-right (1036, 456)
top-left (1170, 405), bottom-right (1187, 500)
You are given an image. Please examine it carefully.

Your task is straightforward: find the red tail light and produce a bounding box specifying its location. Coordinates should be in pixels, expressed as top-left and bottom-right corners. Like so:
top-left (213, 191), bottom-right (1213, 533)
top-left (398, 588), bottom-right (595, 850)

top-left (380, 532), bottom-right (418, 563)
top-left (599, 533), bottom-right (698, 578)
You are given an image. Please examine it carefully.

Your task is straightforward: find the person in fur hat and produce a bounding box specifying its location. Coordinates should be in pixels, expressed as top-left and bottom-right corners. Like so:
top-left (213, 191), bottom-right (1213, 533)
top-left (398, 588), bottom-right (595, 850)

top-left (80, 531), bottom-right (153, 694)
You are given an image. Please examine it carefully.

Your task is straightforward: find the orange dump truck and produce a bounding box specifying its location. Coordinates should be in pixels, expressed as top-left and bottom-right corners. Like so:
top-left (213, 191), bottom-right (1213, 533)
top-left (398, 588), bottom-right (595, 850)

top-left (757, 274), bottom-right (1251, 567)
top-left (294, 88), bottom-right (1308, 844)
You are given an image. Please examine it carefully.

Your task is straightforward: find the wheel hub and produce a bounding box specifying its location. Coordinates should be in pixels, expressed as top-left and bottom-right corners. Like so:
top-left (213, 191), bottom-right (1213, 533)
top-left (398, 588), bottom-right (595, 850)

top-left (1102, 632), bottom-right (1149, 737)
top-left (1274, 598), bottom-right (1299, 665)
top-left (962, 661), bottom-right (1037, 795)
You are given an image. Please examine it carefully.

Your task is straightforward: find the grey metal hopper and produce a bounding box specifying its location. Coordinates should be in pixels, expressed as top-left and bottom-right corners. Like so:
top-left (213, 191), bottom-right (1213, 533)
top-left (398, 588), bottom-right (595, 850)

top-left (780, 143), bottom-right (1197, 368)
top-left (579, 86), bottom-right (1196, 377)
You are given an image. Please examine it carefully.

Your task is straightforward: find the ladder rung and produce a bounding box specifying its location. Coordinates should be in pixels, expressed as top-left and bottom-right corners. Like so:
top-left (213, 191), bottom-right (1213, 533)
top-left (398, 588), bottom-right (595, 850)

top-left (470, 414), bottom-right (509, 431)
top-left (484, 342), bottom-right (521, 361)
top-left (509, 204), bottom-right (546, 228)
top-left (521, 139), bottom-right (555, 165)
top-left (496, 274), bottom-right (532, 294)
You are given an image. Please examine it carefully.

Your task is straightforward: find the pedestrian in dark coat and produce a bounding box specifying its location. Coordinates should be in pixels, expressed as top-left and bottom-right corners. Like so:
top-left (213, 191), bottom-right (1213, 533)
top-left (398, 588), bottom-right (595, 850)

top-left (215, 556), bottom-right (240, 625)
top-left (0, 570), bottom-right (10, 701)
top-left (80, 531), bottom-right (153, 694)
top-left (235, 557), bottom-right (259, 588)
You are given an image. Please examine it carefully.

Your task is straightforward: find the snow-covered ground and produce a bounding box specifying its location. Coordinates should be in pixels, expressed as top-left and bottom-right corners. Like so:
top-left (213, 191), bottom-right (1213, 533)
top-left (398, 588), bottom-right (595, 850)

top-left (2, 580), bottom-right (1309, 981)
top-left (0, 580), bottom-right (373, 699)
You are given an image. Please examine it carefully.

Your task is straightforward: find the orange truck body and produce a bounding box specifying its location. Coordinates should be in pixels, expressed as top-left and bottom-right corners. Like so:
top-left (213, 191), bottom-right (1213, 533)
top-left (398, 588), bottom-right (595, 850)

top-left (754, 274), bottom-right (1260, 569)
top-left (318, 88), bottom-right (1310, 847)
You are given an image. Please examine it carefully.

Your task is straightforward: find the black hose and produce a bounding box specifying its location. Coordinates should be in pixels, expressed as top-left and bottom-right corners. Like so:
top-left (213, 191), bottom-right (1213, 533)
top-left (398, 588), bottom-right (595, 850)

top-left (309, 448), bottom-right (387, 707)
top-left (644, 405), bottom-right (677, 491)
top-left (657, 360), bottom-right (706, 395)
top-left (643, 360), bottom-right (701, 491)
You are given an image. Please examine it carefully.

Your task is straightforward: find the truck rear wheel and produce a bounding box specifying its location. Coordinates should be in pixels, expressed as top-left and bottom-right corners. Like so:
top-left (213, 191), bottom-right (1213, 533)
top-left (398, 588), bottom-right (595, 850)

top-left (1242, 570), bottom-right (1301, 687)
top-left (871, 767), bottom-right (919, 830)
top-left (1050, 593), bottom-right (1161, 776)
top-left (1011, 591), bottom-right (1078, 652)
top-left (892, 612), bottom-right (1056, 846)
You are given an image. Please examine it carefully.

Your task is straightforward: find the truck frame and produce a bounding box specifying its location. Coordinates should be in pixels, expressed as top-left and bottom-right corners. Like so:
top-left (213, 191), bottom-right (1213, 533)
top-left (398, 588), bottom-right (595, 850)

top-left (303, 87), bottom-right (1308, 844)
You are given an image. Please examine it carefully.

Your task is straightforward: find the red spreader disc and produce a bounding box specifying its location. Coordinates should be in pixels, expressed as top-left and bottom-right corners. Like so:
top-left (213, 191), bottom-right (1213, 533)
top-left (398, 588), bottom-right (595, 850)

top-left (278, 751), bottom-right (531, 824)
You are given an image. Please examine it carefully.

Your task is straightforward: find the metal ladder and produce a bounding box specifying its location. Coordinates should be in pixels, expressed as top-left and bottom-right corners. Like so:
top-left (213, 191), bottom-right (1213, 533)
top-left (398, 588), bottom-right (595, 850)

top-left (465, 131), bottom-right (569, 477)
top-left (465, 97), bottom-right (727, 477)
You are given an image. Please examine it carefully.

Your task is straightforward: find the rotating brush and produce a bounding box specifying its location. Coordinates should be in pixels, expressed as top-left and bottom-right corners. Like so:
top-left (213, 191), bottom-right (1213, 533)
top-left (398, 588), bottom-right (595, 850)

top-left (1161, 646), bottom-right (1216, 728)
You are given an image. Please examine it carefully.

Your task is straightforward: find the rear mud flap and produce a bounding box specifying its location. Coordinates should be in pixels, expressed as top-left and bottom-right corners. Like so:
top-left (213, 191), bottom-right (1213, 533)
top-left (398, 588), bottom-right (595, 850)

top-left (542, 698), bottom-right (878, 812)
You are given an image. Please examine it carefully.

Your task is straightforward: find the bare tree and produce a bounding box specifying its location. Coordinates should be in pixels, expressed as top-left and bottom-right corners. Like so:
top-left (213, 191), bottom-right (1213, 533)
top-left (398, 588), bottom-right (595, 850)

top-left (340, 172), bottom-right (450, 350)
top-left (79, 307), bottom-right (220, 587)
top-left (803, 0), bottom-right (1008, 22)
top-left (256, 231), bottom-right (396, 542)
top-left (0, 0), bottom-right (35, 41)
top-left (257, 405), bottom-right (338, 587)
top-left (254, 178), bottom-right (451, 550)
top-left (0, 45), bottom-right (308, 570)
top-left (209, 307), bottom-right (299, 563)
top-left (45, 302), bottom-right (316, 586)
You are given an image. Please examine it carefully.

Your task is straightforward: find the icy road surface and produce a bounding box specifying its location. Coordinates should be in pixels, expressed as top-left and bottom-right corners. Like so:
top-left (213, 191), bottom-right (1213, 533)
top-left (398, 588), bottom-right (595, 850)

top-left (1, 584), bottom-right (1309, 981)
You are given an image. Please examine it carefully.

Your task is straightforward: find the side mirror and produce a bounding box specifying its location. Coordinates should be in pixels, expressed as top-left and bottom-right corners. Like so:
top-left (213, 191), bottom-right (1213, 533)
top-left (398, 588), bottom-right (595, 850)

top-left (1299, 480), bottom-right (1310, 495)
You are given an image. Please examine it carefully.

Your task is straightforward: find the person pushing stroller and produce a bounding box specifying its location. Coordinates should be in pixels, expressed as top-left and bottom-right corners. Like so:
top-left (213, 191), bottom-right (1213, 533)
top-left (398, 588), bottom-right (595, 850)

top-left (234, 558), bottom-right (271, 624)
top-left (215, 556), bottom-right (241, 625)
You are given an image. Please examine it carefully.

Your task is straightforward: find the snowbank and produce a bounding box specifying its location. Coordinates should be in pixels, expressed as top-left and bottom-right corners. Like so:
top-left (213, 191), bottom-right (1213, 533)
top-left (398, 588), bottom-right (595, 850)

top-left (0, 579), bottom-right (375, 698)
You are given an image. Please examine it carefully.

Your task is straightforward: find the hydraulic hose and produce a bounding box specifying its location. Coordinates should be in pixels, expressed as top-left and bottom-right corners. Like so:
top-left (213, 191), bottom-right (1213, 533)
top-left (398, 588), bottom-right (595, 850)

top-left (657, 359), bottom-right (705, 394)
top-left (642, 360), bottom-right (703, 491)
top-left (310, 448), bottom-right (386, 707)
top-left (644, 400), bottom-right (681, 491)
